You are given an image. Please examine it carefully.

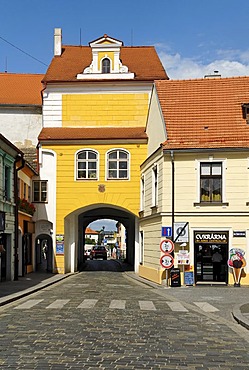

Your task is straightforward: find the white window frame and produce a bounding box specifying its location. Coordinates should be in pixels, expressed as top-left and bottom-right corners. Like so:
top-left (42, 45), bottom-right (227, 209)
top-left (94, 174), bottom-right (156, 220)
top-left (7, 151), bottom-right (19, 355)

top-left (101, 57), bottom-right (111, 73)
top-left (196, 158), bottom-right (226, 204)
top-left (106, 149), bottom-right (130, 180)
top-left (32, 180), bottom-right (48, 203)
top-left (140, 174), bottom-right (145, 211)
top-left (75, 149), bottom-right (99, 180)
top-left (139, 230), bottom-right (144, 265)
top-left (151, 164), bottom-right (158, 207)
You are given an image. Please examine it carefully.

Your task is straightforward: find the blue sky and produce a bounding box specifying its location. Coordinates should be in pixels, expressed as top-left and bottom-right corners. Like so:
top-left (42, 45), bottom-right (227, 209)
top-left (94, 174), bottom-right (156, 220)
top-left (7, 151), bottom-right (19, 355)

top-left (2, 0), bottom-right (249, 231)
top-left (1, 0), bottom-right (249, 79)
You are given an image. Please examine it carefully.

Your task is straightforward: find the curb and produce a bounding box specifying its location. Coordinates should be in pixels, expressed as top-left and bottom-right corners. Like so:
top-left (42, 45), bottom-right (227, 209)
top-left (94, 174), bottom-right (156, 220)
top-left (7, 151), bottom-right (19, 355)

top-left (232, 304), bottom-right (249, 330)
top-left (0, 273), bottom-right (74, 307)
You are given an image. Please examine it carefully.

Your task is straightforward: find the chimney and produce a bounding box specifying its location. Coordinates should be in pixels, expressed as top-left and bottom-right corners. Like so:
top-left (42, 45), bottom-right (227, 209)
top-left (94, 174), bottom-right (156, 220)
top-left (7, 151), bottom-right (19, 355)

top-left (54, 28), bottom-right (62, 56)
top-left (204, 70), bottom-right (221, 78)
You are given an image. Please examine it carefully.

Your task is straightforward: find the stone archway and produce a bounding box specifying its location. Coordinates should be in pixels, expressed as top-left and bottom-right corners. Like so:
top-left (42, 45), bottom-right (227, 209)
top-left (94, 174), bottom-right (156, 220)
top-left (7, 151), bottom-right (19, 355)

top-left (77, 206), bottom-right (136, 270)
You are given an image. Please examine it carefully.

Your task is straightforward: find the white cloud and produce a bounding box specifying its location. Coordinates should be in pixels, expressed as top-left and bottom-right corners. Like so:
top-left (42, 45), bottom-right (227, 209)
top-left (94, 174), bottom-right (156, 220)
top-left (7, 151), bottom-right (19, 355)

top-left (89, 219), bottom-right (117, 231)
top-left (159, 51), bottom-right (249, 80)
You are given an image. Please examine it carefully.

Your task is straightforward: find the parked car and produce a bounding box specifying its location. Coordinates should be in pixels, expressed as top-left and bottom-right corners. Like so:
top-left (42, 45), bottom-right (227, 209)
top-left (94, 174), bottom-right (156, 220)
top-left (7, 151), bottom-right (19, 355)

top-left (90, 245), bottom-right (107, 260)
top-left (84, 248), bottom-right (91, 259)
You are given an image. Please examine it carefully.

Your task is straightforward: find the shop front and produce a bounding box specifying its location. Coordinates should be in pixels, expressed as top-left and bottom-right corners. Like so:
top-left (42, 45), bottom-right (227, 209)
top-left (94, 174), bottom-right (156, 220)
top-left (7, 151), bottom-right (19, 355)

top-left (194, 231), bottom-right (229, 284)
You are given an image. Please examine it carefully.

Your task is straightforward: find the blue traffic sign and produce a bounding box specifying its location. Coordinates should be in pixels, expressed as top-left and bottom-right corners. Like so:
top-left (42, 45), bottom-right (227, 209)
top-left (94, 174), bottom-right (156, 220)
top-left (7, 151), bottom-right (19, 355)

top-left (162, 226), bottom-right (172, 237)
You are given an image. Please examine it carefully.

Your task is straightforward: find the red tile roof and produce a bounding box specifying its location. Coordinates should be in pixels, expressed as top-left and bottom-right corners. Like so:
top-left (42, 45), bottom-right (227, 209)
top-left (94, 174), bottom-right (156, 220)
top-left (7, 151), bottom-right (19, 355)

top-left (155, 77), bottom-right (249, 150)
top-left (0, 73), bottom-right (43, 106)
top-left (43, 46), bottom-right (168, 83)
top-left (38, 127), bottom-right (147, 142)
top-left (85, 227), bottom-right (98, 235)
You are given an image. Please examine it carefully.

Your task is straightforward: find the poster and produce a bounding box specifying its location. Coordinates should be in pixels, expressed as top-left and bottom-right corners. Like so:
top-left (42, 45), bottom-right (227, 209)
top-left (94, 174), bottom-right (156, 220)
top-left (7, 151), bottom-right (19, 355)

top-left (56, 234), bottom-right (64, 255)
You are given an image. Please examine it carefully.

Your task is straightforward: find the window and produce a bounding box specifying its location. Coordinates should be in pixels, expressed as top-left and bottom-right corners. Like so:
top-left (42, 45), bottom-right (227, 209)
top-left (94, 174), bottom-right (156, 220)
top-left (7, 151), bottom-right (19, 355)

top-left (107, 150), bottom-right (129, 179)
top-left (152, 165), bottom-right (158, 207)
top-left (139, 230), bottom-right (144, 265)
top-left (200, 162), bottom-right (222, 203)
top-left (102, 58), bottom-right (110, 73)
top-left (33, 180), bottom-right (48, 202)
top-left (140, 175), bottom-right (145, 211)
top-left (4, 165), bottom-right (11, 201)
top-left (76, 150), bottom-right (98, 180)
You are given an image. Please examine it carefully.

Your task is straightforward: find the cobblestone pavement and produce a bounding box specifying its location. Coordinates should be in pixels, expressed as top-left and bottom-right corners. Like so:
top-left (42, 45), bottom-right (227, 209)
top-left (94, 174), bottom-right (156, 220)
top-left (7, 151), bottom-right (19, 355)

top-left (0, 271), bottom-right (249, 369)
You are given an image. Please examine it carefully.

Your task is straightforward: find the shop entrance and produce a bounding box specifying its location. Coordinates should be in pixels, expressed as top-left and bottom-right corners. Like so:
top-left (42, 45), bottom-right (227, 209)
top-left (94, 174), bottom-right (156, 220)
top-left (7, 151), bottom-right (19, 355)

top-left (194, 231), bottom-right (229, 284)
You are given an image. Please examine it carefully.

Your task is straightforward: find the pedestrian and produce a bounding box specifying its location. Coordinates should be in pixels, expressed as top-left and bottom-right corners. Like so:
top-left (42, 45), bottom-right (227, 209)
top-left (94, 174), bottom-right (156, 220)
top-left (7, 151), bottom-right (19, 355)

top-left (116, 247), bottom-right (121, 260)
top-left (212, 249), bottom-right (223, 281)
top-left (112, 246), bottom-right (116, 259)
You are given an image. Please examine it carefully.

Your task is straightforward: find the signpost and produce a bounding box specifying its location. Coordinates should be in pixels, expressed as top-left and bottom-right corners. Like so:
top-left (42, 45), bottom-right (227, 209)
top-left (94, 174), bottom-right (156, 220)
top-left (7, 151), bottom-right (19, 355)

top-left (160, 239), bottom-right (174, 287)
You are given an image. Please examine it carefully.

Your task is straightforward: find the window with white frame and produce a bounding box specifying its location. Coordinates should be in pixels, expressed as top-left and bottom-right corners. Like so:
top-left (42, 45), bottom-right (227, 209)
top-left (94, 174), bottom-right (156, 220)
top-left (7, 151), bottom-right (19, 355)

top-left (76, 150), bottom-right (98, 180)
top-left (107, 149), bottom-right (129, 180)
top-left (200, 162), bottom-right (222, 203)
top-left (140, 175), bottom-right (145, 211)
top-left (102, 58), bottom-right (111, 73)
top-left (151, 165), bottom-right (158, 207)
top-left (33, 180), bottom-right (48, 202)
top-left (139, 230), bottom-right (144, 264)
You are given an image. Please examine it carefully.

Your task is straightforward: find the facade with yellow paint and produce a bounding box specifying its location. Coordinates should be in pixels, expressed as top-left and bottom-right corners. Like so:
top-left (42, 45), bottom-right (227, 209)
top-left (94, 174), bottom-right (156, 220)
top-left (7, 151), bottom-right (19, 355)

top-left (34, 30), bottom-right (168, 274)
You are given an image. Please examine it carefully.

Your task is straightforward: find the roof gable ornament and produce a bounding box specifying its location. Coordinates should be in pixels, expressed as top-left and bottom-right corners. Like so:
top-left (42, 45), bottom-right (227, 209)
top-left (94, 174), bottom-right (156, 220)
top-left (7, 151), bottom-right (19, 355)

top-left (77, 34), bottom-right (134, 80)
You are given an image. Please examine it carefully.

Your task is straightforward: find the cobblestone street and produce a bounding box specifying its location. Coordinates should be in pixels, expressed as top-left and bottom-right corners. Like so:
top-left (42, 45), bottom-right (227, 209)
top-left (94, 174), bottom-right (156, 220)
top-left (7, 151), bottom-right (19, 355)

top-left (0, 271), bottom-right (249, 369)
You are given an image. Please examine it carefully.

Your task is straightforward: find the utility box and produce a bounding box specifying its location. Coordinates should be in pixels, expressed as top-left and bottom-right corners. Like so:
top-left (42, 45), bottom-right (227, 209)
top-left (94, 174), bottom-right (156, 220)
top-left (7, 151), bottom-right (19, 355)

top-left (170, 268), bottom-right (181, 287)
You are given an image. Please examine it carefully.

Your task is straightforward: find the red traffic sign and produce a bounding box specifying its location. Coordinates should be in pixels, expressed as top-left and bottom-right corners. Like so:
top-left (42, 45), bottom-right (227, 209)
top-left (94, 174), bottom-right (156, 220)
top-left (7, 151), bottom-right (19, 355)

top-left (160, 253), bottom-right (174, 269)
top-left (160, 239), bottom-right (174, 254)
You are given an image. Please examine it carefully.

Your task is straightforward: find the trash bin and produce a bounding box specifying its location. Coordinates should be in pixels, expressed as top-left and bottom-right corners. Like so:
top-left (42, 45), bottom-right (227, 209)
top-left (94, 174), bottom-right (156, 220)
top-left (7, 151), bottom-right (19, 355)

top-left (170, 268), bottom-right (181, 287)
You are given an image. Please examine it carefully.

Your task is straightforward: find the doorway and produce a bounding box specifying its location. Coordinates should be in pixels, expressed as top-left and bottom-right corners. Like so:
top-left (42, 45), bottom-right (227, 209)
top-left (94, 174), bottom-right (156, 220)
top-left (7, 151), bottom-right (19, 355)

top-left (36, 234), bottom-right (53, 272)
top-left (194, 231), bottom-right (228, 284)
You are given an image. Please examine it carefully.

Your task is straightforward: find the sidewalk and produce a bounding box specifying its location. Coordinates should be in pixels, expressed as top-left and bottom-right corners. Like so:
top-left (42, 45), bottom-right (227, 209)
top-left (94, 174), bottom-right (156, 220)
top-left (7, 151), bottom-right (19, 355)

top-left (0, 269), bottom-right (249, 331)
top-left (0, 272), bottom-right (72, 306)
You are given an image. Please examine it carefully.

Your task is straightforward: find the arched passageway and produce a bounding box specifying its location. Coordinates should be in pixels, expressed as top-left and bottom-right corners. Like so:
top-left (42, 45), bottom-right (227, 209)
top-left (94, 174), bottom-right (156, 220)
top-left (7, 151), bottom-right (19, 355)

top-left (78, 206), bottom-right (136, 271)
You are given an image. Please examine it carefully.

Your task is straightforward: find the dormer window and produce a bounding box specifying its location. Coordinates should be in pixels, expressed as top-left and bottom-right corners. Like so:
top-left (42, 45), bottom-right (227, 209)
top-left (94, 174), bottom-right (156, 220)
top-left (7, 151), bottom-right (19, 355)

top-left (77, 34), bottom-right (134, 80)
top-left (102, 58), bottom-right (110, 73)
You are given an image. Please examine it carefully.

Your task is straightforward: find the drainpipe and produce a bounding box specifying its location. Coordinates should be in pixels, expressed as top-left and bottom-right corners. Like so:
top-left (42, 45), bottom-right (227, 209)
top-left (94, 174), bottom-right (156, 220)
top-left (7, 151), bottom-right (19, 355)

top-left (170, 151), bottom-right (175, 242)
top-left (14, 154), bottom-right (25, 280)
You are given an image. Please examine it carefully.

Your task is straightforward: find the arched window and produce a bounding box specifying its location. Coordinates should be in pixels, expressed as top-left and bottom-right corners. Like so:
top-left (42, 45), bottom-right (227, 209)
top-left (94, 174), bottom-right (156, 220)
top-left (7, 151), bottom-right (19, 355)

top-left (76, 150), bottom-right (98, 180)
top-left (102, 58), bottom-right (111, 73)
top-left (107, 149), bottom-right (129, 179)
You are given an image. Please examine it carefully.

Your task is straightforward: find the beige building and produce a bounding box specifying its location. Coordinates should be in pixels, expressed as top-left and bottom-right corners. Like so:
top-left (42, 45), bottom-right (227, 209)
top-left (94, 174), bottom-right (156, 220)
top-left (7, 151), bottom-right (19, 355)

top-left (139, 77), bottom-right (249, 286)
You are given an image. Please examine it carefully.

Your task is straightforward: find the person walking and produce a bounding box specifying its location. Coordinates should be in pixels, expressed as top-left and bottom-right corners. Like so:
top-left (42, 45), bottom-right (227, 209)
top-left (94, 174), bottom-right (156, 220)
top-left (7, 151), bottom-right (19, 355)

top-left (212, 249), bottom-right (223, 281)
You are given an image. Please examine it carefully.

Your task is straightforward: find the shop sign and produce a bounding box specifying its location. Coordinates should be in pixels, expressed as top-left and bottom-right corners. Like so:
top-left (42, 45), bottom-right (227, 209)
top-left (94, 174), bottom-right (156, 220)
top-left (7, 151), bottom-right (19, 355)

top-left (233, 231), bottom-right (246, 238)
top-left (194, 231), bottom-right (228, 244)
top-left (177, 250), bottom-right (190, 265)
top-left (184, 271), bottom-right (194, 286)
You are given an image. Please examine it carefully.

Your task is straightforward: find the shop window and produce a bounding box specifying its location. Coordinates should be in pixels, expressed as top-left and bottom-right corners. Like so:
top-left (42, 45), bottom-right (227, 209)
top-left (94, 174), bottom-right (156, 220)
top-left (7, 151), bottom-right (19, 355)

top-left (107, 149), bottom-right (129, 180)
top-left (200, 162), bottom-right (222, 203)
top-left (76, 150), bottom-right (98, 180)
top-left (33, 180), bottom-right (48, 202)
